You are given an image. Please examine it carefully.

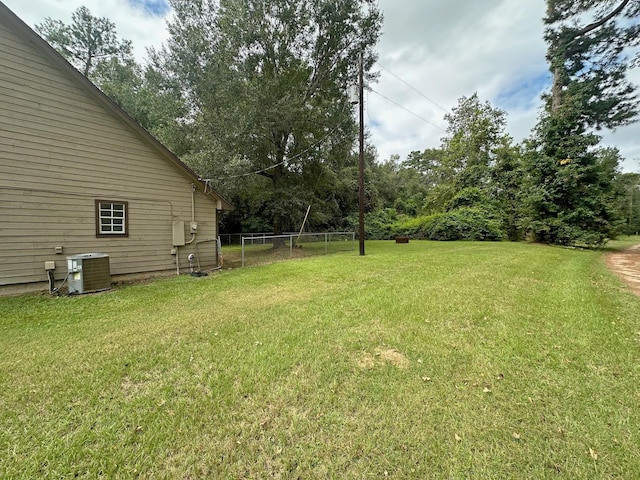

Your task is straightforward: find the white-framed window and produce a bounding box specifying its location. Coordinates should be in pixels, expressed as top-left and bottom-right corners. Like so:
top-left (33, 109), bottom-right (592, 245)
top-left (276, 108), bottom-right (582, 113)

top-left (95, 200), bottom-right (128, 237)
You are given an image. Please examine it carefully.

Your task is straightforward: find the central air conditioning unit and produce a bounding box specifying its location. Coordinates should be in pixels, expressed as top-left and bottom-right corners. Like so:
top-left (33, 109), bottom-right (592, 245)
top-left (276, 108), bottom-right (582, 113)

top-left (67, 253), bottom-right (111, 294)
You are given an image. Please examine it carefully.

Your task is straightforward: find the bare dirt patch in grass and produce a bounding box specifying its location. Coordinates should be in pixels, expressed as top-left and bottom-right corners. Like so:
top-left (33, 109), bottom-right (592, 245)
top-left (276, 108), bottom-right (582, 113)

top-left (605, 244), bottom-right (640, 296)
top-left (356, 347), bottom-right (410, 370)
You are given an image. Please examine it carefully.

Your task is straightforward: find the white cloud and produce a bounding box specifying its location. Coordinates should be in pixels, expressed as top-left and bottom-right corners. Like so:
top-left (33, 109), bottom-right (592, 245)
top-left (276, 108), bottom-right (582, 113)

top-left (370, 0), bottom-right (638, 173)
top-left (370, 0), bottom-right (548, 162)
top-left (3, 0), bottom-right (638, 172)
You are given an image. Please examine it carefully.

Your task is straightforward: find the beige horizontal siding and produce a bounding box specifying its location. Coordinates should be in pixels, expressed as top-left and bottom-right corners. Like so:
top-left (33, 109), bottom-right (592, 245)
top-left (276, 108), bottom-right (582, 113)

top-left (1, 91), bottom-right (157, 151)
top-left (0, 17), bottom-right (220, 292)
top-left (0, 188), bottom-right (218, 285)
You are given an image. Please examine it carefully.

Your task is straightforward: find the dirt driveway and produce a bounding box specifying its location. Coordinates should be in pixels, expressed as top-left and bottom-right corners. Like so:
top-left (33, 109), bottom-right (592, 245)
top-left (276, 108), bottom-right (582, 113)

top-left (605, 244), bottom-right (640, 296)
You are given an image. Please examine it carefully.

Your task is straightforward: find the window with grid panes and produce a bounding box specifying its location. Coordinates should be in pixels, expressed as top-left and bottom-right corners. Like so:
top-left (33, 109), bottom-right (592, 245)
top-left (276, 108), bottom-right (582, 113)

top-left (95, 200), bottom-right (128, 237)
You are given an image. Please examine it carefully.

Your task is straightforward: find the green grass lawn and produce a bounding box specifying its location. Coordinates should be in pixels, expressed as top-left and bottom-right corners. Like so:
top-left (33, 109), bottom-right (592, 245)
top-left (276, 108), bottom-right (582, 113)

top-left (1, 240), bottom-right (639, 478)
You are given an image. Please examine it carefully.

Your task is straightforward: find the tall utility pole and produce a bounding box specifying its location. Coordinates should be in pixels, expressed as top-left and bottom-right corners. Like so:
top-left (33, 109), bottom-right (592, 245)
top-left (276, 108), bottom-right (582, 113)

top-left (358, 55), bottom-right (365, 256)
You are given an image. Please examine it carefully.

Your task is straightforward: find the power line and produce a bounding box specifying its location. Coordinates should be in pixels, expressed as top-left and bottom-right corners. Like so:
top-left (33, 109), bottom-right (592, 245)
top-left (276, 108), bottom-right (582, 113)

top-left (208, 62), bottom-right (451, 181)
top-left (376, 62), bottom-right (449, 113)
top-left (369, 88), bottom-right (447, 132)
top-left (210, 113), bottom-right (352, 181)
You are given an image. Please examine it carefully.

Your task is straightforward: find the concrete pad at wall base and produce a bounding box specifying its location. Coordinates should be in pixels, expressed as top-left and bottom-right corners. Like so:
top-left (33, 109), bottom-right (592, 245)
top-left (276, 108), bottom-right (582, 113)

top-left (0, 269), bottom-right (184, 297)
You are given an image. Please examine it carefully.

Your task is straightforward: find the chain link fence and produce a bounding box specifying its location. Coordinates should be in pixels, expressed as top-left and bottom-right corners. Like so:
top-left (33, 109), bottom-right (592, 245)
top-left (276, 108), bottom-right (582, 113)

top-left (220, 232), bottom-right (355, 268)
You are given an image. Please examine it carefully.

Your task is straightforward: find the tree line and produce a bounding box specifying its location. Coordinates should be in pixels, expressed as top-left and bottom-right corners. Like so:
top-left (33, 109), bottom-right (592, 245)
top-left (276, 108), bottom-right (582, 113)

top-left (35, 0), bottom-right (640, 246)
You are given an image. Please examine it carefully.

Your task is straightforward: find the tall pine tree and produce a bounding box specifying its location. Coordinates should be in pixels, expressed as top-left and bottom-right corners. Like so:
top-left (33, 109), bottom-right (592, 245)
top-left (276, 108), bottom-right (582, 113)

top-left (524, 0), bottom-right (639, 246)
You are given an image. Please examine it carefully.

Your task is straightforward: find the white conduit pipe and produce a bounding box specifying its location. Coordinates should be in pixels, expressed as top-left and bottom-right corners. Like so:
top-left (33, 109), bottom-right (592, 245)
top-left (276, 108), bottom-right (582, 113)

top-left (185, 184), bottom-right (197, 245)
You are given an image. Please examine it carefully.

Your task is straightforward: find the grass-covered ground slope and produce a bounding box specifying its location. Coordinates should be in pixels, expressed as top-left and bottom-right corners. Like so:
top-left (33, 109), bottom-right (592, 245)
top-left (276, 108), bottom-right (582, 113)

top-left (1, 240), bottom-right (639, 478)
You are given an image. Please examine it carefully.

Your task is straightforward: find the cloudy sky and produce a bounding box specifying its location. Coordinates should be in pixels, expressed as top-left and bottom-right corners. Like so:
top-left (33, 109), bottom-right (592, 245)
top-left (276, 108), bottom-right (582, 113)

top-left (4, 0), bottom-right (639, 172)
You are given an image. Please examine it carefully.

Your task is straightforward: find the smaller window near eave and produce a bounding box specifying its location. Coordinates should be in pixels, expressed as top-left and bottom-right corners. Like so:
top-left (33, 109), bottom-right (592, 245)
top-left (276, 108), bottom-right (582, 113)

top-left (95, 200), bottom-right (129, 237)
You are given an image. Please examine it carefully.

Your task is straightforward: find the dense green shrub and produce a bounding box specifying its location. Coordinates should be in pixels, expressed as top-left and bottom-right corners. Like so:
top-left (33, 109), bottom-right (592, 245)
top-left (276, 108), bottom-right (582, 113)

top-left (357, 188), bottom-right (507, 241)
top-left (390, 215), bottom-right (435, 238)
top-left (344, 209), bottom-right (402, 240)
top-left (427, 208), bottom-right (505, 241)
top-left (446, 187), bottom-right (487, 211)
top-left (393, 207), bottom-right (505, 241)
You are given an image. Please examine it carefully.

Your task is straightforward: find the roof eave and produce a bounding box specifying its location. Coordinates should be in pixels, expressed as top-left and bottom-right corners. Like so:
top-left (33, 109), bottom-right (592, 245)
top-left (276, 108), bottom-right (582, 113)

top-left (0, 1), bottom-right (234, 211)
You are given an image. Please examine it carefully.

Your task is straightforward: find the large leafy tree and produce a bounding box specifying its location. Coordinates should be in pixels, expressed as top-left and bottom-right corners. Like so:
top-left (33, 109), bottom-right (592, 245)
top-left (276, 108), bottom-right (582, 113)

top-left (442, 93), bottom-right (510, 190)
top-left (35, 7), bottom-right (188, 138)
top-left (373, 95), bottom-right (524, 242)
top-left (95, 59), bottom-right (188, 136)
top-left (366, 155), bottom-right (428, 216)
top-left (157, 0), bottom-right (382, 234)
top-left (35, 7), bottom-right (171, 134)
top-left (421, 94), bottom-right (512, 214)
top-left (35, 7), bottom-right (184, 137)
top-left (488, 142), bottom-right (527, 241)
top-left (614, 171), bottom-right (640, 235)
top-left (523, 0), bottom-right (639, 246)
top-left (35, 6), bottom-right (133, 79)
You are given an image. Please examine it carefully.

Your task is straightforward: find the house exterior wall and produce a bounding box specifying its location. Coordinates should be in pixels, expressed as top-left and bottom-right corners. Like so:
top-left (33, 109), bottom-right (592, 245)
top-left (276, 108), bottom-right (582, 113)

top-left (0, 14), bottom-right (222, 294)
